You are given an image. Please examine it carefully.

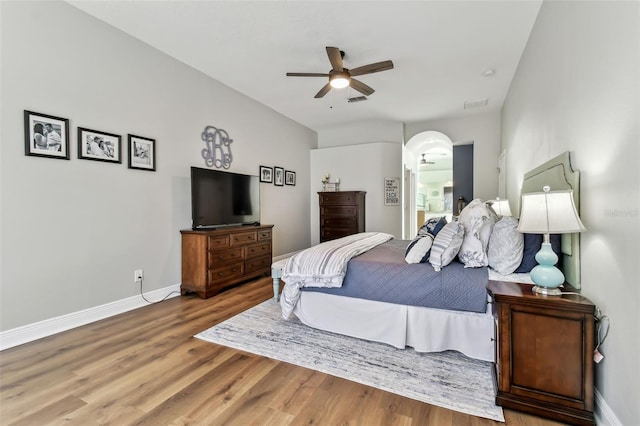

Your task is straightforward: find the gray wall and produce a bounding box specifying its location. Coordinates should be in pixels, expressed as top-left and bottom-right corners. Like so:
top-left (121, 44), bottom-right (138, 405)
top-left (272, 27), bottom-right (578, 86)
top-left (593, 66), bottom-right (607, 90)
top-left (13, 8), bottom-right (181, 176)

top-left (405, 111), bottom-right (501, 202)
top-left (0, 1), bottom-right (316, 331)
top-left (310, 142), bottom-right (403, 245)
top-left (501, 1), bottom-right (639, 424)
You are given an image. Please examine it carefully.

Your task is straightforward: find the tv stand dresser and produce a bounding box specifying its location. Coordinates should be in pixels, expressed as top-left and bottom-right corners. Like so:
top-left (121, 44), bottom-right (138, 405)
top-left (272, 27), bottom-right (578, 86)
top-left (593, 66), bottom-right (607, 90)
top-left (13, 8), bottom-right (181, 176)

top-left (180, 224), bottom-right (273, 298)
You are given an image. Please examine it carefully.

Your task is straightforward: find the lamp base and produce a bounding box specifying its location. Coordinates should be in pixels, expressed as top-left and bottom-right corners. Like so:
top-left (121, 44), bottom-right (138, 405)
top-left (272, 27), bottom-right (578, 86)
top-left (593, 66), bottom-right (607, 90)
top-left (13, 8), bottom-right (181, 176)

top-left (532, 285), bottom-right (562, 296)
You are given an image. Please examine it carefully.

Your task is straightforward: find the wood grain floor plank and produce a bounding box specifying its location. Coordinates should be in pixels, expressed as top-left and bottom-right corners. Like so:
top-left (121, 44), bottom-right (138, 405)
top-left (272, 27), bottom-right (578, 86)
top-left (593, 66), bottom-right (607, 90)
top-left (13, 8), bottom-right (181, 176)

top-left (0, 277), bottom-right (564, 425)
top-left (7, 394), bottom-right (86, 426)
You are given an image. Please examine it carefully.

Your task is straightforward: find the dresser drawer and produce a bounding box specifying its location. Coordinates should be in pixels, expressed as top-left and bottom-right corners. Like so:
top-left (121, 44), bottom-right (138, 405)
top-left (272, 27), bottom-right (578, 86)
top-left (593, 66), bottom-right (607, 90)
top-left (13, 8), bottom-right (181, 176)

top-left (245, 255), bottom-right (271, 274)
top-left (230, 231), bottom-right (257, 246)
top-left (319, 192), bottom-right (360, 205)
top-left (208, 235), bottom-right (230, 250)
top-left (321, 228), bottom-right (356, 240)
top-left (208, 247), bottom-right (243, 266)
top-left (321, 217), bottom-right (357, 228)
top-left (257, 228), bottom-right (272, 241)
top-left (246, 242), bottom-right (271, 258)
top-left (320, 206), bottom-right (357, 217)
top-left (209, 262), bottom-right (244, 282)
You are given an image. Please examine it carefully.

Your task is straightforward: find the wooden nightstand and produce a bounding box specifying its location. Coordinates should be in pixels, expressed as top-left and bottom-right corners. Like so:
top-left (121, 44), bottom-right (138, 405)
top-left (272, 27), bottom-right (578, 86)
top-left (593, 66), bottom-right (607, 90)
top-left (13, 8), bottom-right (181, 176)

top-left (487, 280), bottom-right (595, 426)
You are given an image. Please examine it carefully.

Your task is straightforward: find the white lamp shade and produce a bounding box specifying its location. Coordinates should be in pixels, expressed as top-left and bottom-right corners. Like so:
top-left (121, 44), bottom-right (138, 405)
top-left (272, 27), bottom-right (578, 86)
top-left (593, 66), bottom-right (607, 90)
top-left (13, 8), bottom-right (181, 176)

top-left (491, 199), bottom-right (512, 216)
top-left (517, 189), bottom-right (586, 234)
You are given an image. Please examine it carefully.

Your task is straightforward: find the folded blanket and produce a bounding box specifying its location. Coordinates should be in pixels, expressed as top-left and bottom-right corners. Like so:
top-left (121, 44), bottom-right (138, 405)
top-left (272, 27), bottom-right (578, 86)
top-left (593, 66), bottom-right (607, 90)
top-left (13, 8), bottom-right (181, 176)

top-left (280, 232), bottom-right (394, 319)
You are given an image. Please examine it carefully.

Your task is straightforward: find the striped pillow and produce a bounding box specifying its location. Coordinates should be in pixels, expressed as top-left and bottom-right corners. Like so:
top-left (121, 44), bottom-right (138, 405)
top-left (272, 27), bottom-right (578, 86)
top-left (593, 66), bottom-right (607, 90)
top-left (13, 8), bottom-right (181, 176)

top-left (405, 235), bottom-right (434, 264)
top-left (429, 222), bottom-right (465, 271)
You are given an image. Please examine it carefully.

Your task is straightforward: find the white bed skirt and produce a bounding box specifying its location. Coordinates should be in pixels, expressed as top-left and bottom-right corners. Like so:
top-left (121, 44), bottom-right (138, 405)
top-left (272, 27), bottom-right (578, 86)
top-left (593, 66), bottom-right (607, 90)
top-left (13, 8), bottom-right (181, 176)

top-left (293, 292), bottom-right (496, 362)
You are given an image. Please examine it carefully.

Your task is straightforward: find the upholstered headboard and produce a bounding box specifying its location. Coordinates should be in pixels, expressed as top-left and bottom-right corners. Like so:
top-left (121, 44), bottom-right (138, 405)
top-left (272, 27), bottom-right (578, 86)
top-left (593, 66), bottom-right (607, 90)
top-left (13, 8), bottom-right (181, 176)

top-left (520, 152), bottom-right (582, 289)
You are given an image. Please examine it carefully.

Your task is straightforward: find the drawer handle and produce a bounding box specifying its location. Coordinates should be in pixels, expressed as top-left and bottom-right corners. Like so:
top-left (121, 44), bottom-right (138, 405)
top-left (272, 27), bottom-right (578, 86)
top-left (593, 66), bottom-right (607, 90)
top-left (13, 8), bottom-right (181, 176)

top-left (218, 272), bottom-right (223, 276)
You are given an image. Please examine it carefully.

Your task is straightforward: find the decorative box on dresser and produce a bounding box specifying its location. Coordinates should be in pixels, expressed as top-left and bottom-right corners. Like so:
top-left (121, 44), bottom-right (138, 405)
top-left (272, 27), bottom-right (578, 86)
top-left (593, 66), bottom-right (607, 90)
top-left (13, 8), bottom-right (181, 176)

top-left (318, 191), bottom-right (366, 242)
top-left (180, 225), bottom-right (273, 298)
top-left (487, 280), bottom-right (595, 426)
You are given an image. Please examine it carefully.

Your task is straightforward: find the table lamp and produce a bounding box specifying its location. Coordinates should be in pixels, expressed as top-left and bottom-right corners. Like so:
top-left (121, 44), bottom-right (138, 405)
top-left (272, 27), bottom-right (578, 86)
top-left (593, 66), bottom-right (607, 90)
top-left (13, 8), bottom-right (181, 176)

top-left (490, 198), bottom-right (512, 216)
top-left (517, 186), bottom-right (586, 295)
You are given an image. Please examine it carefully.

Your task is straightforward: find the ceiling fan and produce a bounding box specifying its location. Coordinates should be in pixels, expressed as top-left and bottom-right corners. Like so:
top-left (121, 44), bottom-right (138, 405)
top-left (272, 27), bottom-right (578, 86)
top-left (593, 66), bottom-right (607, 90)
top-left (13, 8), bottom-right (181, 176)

top-left (286, 46), bottom-right (394, 98)
top-left (421, 154), bottom-right (435, 165)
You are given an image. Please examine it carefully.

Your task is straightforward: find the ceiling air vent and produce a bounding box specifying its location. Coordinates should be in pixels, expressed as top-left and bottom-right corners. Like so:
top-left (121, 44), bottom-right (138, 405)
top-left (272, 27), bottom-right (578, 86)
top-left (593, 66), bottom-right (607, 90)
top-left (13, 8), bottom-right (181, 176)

top-left (347, 96), bottom-right (368, 103)
top-left (464, 98), bottom-right (488, 109)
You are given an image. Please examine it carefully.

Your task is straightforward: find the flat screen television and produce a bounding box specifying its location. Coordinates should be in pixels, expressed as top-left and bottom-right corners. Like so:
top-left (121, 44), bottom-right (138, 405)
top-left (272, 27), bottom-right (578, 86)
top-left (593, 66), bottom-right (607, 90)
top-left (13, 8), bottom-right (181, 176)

top-left (190, 167), bottom-right (260, 230)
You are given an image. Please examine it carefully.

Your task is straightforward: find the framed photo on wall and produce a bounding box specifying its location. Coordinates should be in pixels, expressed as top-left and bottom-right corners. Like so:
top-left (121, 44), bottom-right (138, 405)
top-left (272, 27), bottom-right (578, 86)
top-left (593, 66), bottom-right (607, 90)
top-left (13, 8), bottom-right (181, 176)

top-left (78, 127), bottom-right (121, 163)
top-left (24, 110), bottom-right (70, 159)
top-left (128, 134), bottom-right (156, 171)
top-left (274, 167), bottom-right (284, 186)
top-left (259, 165), bottom-right (273, 183)
top-left (285, 170), bottom-right (296, 186)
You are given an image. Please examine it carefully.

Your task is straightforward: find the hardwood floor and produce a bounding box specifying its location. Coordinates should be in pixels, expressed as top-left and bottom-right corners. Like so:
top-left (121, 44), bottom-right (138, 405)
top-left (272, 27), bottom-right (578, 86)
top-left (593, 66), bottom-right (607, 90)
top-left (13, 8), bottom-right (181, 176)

top-left (0, 277), bottom-right (563, 425)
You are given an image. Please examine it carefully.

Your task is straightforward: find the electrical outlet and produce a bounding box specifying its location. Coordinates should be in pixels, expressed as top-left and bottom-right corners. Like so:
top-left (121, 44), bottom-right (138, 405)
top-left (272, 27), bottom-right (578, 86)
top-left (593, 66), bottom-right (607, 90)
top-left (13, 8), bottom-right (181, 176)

top-left (134, 269), bottom-right (143, 283)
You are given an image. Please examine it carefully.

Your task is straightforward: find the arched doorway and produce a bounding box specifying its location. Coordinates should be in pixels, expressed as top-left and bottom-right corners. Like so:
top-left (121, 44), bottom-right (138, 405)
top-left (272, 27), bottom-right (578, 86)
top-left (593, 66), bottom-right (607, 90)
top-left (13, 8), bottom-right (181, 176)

top-left (404, 131), bottom-right (453, 236)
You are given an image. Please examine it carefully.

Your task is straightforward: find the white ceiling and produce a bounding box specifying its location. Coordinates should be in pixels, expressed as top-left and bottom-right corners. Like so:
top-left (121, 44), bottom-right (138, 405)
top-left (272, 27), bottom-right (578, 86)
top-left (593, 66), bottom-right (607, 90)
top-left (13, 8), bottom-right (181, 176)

top-left (68, 1), bottom-right (542, 133)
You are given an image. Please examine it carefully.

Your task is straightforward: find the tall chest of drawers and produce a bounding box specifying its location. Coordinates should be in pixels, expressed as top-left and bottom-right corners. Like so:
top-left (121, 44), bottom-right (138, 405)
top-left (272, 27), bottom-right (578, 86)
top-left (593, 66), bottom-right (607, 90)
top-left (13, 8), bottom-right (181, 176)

top-left (180, 225), bottom-right (273, 298)
top-left (318, 191), bottom-right (366, 242)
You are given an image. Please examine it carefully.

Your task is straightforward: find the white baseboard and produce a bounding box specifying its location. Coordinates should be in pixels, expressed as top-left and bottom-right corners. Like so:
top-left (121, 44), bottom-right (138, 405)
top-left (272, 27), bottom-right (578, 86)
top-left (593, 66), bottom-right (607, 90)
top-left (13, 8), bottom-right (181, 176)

top-left (595, 387), bottom-right (622, 426)
top-left (0, 284), bottom-right (181, 351)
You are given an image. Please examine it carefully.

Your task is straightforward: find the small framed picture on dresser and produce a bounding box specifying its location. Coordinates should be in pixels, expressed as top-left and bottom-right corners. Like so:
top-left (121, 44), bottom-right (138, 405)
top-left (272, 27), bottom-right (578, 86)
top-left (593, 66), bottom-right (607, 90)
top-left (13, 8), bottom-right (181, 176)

top-left (324, 183), bottom-right (337, 191)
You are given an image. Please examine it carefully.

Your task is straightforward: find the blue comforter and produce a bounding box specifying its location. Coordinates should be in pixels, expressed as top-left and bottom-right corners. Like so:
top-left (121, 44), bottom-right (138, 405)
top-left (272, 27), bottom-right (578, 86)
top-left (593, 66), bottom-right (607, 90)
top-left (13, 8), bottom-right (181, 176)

top-left (301, 239), bottom-right (489, 313)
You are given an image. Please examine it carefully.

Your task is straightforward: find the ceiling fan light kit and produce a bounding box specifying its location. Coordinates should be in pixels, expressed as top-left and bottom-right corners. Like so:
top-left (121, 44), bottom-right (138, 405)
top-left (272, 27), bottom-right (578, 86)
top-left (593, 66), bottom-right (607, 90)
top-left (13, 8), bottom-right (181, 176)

top-left (329, 72), bottom-right (351, 89)
top-left (287, 46), bottom-right (394, 98)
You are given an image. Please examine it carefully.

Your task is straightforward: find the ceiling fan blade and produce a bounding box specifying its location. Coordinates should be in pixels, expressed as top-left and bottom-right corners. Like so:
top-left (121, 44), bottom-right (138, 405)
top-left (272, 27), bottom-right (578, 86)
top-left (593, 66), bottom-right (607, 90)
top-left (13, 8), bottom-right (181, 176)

top-left (286, 72), bottom-right (330, 77)
top-left (326, 46), bottom-right (343, 72)
top-left (350, 78), bottom-right (375, 96)
top-left (314, 83), bottom-right (332, 98)
top-left (349, 60), bottom-right (394, 77)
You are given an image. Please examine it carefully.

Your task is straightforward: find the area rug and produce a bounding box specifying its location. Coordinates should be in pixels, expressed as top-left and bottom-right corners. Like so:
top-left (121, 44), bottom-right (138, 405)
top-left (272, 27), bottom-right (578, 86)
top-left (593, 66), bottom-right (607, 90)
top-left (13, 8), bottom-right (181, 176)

top-left (195, 300), bottom-right (504, 422)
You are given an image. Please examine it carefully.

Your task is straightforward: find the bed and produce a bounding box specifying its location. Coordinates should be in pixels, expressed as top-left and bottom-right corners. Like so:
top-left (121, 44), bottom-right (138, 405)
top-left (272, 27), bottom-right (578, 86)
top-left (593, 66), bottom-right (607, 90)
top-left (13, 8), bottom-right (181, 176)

top-left (274, 151), bottom-right (581, 363)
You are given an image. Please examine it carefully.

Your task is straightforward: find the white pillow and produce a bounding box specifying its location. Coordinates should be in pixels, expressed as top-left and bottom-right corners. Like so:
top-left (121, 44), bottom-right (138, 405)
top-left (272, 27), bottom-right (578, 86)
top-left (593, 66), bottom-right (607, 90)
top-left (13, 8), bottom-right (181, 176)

top-left (457, 199), bottom-right (498, 268)
top-left (488, 217), bottom-right (524, 275)
top-left (405, 235), bottom-right (434, 264)
top-left (429, 221), bottom-right (465, 271)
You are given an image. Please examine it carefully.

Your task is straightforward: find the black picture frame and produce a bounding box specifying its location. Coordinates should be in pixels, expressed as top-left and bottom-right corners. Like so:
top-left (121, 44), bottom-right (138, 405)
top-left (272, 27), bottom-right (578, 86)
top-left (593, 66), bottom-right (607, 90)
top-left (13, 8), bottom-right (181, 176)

top-left (128, 134), bottom-right (156, 171)
top-left (259, 165), bottom-right (273, 183)
top-left (78, 127), bottom-right (121, 163)
top-left (24, 110), bottom-right (70, 159)
top-left (274, 166), bottom-right (284, 186)
top-left (285, 170), bottom-right (296, 186)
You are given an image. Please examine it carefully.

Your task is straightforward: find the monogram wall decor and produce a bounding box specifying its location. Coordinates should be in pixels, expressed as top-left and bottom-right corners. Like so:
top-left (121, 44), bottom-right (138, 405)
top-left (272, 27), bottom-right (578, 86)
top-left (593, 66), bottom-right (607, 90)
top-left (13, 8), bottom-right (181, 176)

top-left (201, 125), bottom-right (233, 169)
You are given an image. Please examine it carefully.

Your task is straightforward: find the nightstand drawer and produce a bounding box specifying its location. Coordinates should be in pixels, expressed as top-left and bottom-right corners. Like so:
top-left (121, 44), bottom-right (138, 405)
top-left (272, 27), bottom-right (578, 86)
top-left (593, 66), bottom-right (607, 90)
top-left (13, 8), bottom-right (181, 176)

top-left (488, 280), bottom-right (595, 425)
